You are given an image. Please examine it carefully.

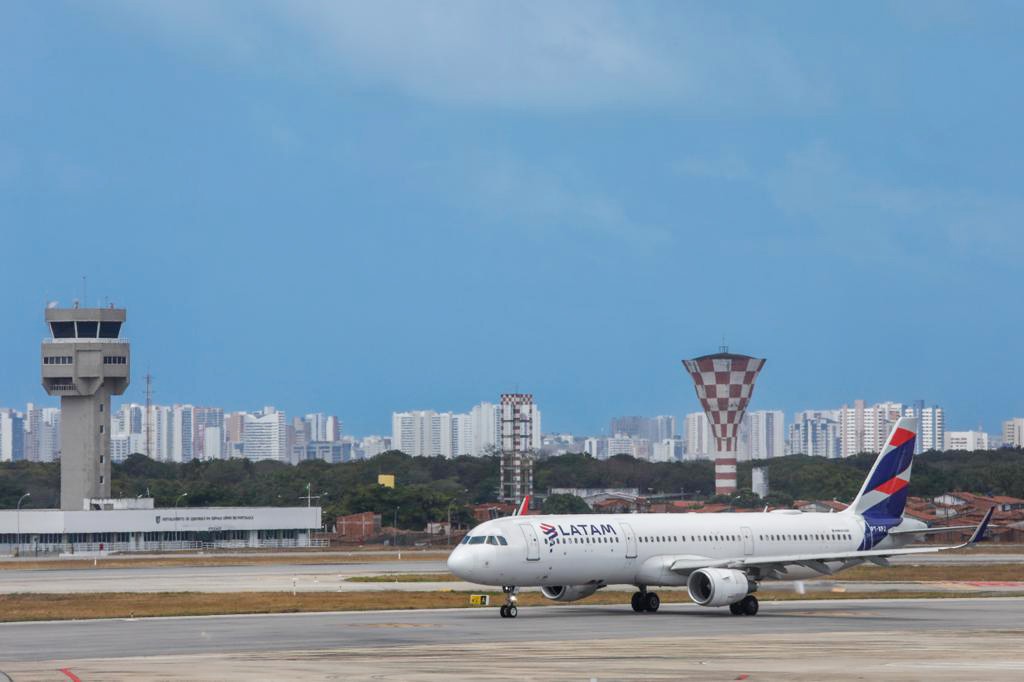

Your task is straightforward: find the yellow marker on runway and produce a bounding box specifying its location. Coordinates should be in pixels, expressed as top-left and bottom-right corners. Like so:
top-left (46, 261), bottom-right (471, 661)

top-left (469, 595), bottom-right (490, 606)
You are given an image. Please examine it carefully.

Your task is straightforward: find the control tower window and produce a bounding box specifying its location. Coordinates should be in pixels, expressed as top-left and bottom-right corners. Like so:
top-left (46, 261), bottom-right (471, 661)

top-left (51, 321), bottom-right (75, 338)
top-left (76, 321), bottom-right (98, 338)
top-left (99, 321), bottom-right (121, 338)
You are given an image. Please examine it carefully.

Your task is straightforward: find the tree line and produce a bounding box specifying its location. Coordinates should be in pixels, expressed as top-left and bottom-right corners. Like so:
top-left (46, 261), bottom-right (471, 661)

top-left (1, 448), bottom-right (1022, 529)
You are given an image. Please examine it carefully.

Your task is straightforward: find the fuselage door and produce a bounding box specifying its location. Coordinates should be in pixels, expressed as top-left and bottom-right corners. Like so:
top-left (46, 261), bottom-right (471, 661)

top-left (620, 522), bottom-right (638, 559)
top-left (518, 523), bottom-right (541, 561)
top-left (740, 526), bottom-right (754, 555)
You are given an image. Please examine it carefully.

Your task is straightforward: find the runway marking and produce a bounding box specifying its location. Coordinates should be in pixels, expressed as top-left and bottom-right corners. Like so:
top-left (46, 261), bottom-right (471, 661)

top-left (352, 623), bottom-right (437, 629)
top-left (58, 668), bottom-right (81, 681)
top-left (776, 610), bottom-right (880, 617)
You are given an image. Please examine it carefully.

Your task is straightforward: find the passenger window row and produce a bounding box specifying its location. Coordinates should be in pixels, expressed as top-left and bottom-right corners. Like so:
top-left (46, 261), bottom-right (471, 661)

top-left (757, 533), bottom-right (852, 542)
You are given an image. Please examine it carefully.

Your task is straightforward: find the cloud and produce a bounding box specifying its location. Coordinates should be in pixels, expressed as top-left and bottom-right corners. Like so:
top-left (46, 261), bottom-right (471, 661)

top-left (100, 1), bottom-right (823, 113)
top-left (675, 141), bottom-right (1024, 262)
top-left (424, 150), bottom-right (667, 244)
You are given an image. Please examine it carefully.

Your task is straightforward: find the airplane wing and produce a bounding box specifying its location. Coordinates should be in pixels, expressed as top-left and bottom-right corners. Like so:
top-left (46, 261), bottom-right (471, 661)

top-left (668, 506), bottom-right (994, 578)
top-left (887, 525), bottom-right (984, 536)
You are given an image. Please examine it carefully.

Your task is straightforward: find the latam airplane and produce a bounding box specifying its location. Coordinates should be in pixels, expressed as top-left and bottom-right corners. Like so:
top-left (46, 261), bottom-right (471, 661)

top-left (447, 417), bottom-right (993, 618)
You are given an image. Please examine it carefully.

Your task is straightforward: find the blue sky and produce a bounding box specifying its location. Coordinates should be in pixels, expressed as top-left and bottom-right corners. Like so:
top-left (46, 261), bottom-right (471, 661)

top-left (2, 1), bottom-right (1022, 436)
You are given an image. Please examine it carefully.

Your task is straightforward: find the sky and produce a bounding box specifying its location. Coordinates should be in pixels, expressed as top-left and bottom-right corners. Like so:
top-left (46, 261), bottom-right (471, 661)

top-left (2, 1), bottom-right (1023, 436)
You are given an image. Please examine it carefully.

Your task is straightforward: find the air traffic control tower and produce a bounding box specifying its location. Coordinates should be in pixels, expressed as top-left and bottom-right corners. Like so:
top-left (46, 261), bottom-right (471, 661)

top-left (41, 305), bottom-right (129, 510)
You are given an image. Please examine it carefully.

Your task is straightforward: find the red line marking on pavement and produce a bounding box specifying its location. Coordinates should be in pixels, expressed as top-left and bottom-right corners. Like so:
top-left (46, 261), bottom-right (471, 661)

top-left (735, 675), bottom-right (750, 680)
top-left (59, 668), bottom-right (82, 682)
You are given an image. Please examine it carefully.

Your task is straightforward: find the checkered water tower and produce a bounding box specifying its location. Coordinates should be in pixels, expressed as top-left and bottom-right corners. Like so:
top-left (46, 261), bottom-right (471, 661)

top-left (682, 351), bottom-right (766, 496)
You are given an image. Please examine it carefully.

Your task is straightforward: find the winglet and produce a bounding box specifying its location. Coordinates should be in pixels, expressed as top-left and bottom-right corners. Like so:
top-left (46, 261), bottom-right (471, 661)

top-left (967, 506), bottom-right (994, 545)
top-left (514, 496), bottom-right (531, 516)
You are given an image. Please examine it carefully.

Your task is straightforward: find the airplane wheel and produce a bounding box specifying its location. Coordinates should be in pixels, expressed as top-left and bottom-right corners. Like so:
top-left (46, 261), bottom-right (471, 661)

top-left (644, 592), bottom-right (660, 613)
top-left (631, 592), bottom-right (644, 612)
top-left (729, 602), bottom-right (744, 616)
top-left (741, 595), bottom-right (759, 616)
top-left (507, 605), bottom-right (518, 618)
top-left (499, 605), bottom-right (508, 618)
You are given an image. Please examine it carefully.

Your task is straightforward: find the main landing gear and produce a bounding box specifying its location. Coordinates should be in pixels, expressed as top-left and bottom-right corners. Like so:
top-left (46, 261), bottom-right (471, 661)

top-left (728, 595), bottom-right (759, 616)
top-left (499, 585), bottom-right (518, 618)
top-left (630, 587), bottom-right (660, 613)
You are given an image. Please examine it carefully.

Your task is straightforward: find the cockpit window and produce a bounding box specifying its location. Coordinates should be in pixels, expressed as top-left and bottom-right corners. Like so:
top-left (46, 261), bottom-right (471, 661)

top-left (468, 536), bottom-right (486, 545)
top-left (460, 535), bottom-right (471, 544)
top-left (497, 536), bottom-right (508, 546)
top-left (486, 536), bottom-right (498, 545)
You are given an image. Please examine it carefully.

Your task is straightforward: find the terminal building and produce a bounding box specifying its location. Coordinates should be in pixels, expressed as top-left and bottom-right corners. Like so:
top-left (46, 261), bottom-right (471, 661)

top-left (0, 304), bottom-right (321, 555)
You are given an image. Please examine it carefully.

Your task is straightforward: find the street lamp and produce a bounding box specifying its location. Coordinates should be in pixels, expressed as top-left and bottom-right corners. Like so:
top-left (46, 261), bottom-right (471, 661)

top-left (174, 492), bottom-right (188, 549)
top-left (16, 492), bottom-right (30, 554)
top-left (447, 501), bottom-right (457, 547)
top-left (393, 506), bottom-right (399, 547)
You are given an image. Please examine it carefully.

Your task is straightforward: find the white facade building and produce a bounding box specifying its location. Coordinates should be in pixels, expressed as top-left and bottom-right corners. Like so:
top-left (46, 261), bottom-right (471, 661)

top-left (839, 401), bottom-right (904, 457)
top-left (1002, 418), bottom-right (1024, 448)
top-left (243, 408), bottom-right (288, 462)
top-left (170, 404), bottom-right (194, 463)
top-left (684, 412), bottom-right (714, 459)
top-left (746, 410), bottom-right (785, 460)
top-left (944, 430), bottom-right (990, 451)
top-left (392, 401), bottom-right (540, 459)
top-left (787, 410), bottom-right (841, 458)
top-left (0, 409), bottom-right (25, 462)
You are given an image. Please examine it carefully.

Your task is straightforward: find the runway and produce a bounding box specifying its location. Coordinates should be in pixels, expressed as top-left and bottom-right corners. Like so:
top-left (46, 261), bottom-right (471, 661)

top-left (0, 598), bottom-right (1021, 680)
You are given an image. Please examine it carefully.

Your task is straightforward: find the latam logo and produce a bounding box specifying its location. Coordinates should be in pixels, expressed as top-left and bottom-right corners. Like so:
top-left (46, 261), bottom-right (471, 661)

top-left (541, 523), bottom-right (619, 540)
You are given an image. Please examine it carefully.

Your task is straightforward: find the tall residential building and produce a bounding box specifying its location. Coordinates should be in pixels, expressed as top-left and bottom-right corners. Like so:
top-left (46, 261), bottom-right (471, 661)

top-left (902, 401), bottom-right (944, 453)
top-left (470, 402), bottom-right (500, 455)
top-left (839, 401), bottom-right (904, 457)
top-left (944, 430), bottom-right (990, 451)
top-left (392, 410), bottom-right (445, 457)
top-left (746, 410), bottom-right (785, 460)
top-left (787, 410), bottom-right (841, 458)
top-left (194, 406), bottom-right (224, 460)
top-left (0, 409), bottom-right (25, 462)
top-left (1002, 418), bottom-right (1024, 448)
top-left (242, 408), bottom-right (287, 461)
top-left (360, 435), bottom-right (391, 458)
top-left (609, 415), bottom-right (676, 442)
top-left (651, 437), bottom-right (684, 463)
top-left (23, 403), bottom-right (61, 462)
top-left (169, 404), bottom-right (195, 463)
top-left (684, 411), bottom-right (714, 459)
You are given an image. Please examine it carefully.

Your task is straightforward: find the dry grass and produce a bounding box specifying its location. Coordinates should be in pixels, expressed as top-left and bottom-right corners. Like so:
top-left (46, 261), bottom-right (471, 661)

top-left (347, 573), bottom-right (459, 583)
top-left (1, 589), bottom-right (1021, 623)
top-left (0, 552), bottom-right (449, 572)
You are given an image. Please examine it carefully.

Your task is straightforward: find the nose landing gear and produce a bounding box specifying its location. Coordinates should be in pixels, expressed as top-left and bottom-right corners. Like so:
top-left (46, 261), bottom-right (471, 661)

top-left (499, 585), bottom-right (518, 618)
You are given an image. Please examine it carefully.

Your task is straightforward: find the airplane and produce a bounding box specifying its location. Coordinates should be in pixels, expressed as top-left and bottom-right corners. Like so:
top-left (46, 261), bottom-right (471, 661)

top-left (447, 416), bottom-right (994, 618)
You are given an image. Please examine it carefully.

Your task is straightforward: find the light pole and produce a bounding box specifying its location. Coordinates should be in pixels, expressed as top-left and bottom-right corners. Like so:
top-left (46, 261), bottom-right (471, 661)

top-left (446, 501), bottom-right (456, 547)
top-left (16, 492), bottom-right (30, 554)
top-left (393, 506), bottom-right (399, 547)
top-left (174, 492), bottom-right (188, 549)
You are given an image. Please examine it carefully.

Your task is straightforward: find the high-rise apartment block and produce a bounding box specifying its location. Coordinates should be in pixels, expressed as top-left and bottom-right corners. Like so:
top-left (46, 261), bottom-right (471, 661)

top-left (787, 410), bottom-right (841, 458)
top-left (745, 410), bottom-right (785, 460)
top-left (684, 411), bottom-right (714, 459)
top-left (1002, 418), bottom-right (1024, 448)
top-left (839, 401), bottom-right (905, 457)
top-left (242, 407), bottom-right (288, 462)
top-left (0, 409), bottom-right (25, 462)
top-left (608, 415), bottom-right (676, 442)
top-left (391, 401), bottom-right (538, 459)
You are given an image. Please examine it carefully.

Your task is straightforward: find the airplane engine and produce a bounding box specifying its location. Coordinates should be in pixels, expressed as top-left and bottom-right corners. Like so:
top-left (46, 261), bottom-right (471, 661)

top-left (687, 568), bottom-right (756, 607)
top-left (540, 584), bottom-right (600, 602)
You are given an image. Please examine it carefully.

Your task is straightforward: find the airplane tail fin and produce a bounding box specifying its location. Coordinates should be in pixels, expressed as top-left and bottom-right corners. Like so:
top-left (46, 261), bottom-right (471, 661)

top-left (514, 495), bottom-right (531, 516)
top-left (846, 417), bottom-right (917, 524)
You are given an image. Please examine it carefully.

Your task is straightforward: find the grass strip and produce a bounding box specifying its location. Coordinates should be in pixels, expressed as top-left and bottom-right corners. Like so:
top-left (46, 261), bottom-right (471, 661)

top-left (1, 590), bottom-right (1021, 623)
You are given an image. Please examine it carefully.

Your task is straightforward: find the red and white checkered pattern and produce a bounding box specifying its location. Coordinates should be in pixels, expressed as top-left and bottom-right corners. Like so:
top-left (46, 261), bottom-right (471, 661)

top-left (683, 353), bottom-right (765, 494)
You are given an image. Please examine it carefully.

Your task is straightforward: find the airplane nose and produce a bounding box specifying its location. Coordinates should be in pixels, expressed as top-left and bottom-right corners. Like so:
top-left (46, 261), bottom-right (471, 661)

top-left (447, 548), bottom-right (473, 579)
